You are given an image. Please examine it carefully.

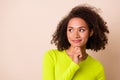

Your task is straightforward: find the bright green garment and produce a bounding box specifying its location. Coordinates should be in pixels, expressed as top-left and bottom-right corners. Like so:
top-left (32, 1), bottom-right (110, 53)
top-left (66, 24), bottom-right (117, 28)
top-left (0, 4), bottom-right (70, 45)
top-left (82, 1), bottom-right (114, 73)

top-left (42, 49), bottom-right (106, 80)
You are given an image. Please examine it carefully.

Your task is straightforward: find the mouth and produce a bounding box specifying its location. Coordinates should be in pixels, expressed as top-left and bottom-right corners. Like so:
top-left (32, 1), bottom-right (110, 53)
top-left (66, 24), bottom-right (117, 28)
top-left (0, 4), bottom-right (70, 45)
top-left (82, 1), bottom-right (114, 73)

top-left (72, 40), bottom-right (81, 43)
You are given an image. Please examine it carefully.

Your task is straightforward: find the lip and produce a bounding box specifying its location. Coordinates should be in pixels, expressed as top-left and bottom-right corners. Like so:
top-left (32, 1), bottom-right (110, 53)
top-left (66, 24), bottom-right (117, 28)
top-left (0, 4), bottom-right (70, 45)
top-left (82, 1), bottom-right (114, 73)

top-left (72, 40), bottom-right (81, 43)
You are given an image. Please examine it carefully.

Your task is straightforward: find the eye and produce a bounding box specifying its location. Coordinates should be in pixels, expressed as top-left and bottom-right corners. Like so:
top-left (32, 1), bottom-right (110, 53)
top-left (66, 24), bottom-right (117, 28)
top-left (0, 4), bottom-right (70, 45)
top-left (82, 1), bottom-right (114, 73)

top-left (79, 29), bottom-right (85, 32)
top-left (68, 28), bottom-right (74, 32)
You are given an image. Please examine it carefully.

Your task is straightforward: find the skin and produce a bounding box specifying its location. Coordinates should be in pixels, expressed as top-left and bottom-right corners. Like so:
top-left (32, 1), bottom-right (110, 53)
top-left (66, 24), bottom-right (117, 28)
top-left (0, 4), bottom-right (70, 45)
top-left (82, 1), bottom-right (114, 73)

top-left (66, 17), bottom-right (93, 64)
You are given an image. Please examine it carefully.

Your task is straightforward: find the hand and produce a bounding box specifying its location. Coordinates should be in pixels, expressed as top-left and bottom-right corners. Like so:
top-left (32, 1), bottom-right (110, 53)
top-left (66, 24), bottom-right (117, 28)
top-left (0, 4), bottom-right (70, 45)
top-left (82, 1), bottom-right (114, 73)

top-left (72, 47), bottom-right (83, 64)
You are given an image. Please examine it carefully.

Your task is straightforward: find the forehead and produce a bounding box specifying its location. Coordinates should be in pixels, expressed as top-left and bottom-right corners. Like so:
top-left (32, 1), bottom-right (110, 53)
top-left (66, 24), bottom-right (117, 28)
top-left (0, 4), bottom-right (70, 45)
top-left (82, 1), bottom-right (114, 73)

top-left (67, 17), bottom-right (88, 28)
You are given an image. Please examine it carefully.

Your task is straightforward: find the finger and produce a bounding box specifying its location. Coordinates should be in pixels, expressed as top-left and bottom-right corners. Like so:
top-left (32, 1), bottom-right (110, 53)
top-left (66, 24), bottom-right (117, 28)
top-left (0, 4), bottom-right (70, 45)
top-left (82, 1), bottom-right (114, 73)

top-left (75, 47), bottom-right (82, 55)
top-left (78, 54), bottom-right (82, 59)
top-left (74, 53), bottom-right (82, 59)
top-left (73, 47), bottom-right (83, 59)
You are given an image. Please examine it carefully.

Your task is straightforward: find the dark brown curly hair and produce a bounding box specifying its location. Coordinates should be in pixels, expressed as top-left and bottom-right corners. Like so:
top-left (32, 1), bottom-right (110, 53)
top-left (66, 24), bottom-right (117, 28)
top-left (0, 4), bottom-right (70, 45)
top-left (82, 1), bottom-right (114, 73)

top-left (51, 4), bottom-right (109, 52)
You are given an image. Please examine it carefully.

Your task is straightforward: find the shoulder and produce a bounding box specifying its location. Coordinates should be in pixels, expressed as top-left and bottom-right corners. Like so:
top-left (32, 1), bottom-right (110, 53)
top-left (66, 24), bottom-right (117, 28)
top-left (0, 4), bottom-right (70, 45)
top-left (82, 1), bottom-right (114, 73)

top-left (43, 49), bottom-right (64, 64)
top-left (86, 55), bottom-right (106, 79)
top-left (43, 49), bottom-right (64, 59)
top-left (44, 49), bottom-right (62, 55)
top-left (87, 55), bottom-right (104, 70)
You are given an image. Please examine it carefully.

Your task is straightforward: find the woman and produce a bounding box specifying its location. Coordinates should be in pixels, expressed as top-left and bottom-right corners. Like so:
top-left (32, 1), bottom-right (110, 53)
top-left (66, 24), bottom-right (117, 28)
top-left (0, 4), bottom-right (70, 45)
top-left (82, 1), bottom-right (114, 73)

top-left (42, 4), bottom-right (109, 80)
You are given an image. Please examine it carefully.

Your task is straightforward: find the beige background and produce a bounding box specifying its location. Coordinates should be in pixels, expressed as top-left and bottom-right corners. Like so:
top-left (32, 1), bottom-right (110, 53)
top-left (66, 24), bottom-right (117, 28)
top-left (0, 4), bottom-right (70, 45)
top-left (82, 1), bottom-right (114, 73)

top-left (0, 0), bottom-right (120, 80)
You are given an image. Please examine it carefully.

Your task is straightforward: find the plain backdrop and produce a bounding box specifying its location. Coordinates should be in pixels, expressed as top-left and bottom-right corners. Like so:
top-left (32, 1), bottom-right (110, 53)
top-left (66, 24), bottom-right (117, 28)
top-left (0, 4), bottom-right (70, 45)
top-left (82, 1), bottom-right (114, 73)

top-left (0, 0), bottom-right (120, 80)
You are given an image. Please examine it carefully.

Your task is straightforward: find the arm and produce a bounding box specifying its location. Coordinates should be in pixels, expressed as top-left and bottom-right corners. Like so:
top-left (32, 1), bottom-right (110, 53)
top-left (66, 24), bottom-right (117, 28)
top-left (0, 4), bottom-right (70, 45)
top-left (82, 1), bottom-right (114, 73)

top-left (42, 50), bottom-right (80, 80)
top-left (96, 65), bottom-right (106, 80)
top-left (60, 47), bottom-right (82, 80)
top-left (42, 52), bottom-right (55, 80)
top-left (61, 61), bottom-right (80, 80)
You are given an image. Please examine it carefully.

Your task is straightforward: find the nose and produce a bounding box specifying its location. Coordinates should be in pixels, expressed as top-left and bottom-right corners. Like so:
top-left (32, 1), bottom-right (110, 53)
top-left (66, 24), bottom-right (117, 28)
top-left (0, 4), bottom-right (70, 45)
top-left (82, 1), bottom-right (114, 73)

top-left (74, 30), bottom-right (80, 38)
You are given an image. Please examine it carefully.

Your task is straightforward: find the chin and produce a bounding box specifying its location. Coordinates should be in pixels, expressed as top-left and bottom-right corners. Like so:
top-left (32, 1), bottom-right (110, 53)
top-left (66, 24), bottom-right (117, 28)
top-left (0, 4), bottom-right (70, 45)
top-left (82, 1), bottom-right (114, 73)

top-left (71, 43), bottom-right (85, 48)
top-left (72, 45), bottom-right (82, 47)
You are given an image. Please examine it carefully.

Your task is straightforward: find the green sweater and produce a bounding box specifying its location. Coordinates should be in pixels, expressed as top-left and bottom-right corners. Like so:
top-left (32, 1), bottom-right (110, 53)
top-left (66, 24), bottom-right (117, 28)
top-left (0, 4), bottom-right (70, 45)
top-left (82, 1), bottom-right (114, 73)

top-left (42, 49), bottom-right (106, 80)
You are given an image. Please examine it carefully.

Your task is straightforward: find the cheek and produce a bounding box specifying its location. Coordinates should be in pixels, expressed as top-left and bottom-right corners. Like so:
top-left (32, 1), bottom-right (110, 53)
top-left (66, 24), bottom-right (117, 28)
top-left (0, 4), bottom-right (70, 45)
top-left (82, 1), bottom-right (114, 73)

top-left (67, 34), bottom-right (71, 41)
top-left (67, 33), bottom-right (73, 41)
top-left (81, 33), bottom-right (89, 40)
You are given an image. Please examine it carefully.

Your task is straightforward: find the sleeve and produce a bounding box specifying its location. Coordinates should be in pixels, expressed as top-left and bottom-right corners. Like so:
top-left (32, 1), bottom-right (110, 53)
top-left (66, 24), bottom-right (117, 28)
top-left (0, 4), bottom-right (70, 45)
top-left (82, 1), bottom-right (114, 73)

top-left (96, 65), bottom-right (106, 80)
top-left (61, 61), bottom-right (80, 80)
top-left (42, 50), bottom-right (80, 80)
top-left (42, 52), bottom-right (55, 80)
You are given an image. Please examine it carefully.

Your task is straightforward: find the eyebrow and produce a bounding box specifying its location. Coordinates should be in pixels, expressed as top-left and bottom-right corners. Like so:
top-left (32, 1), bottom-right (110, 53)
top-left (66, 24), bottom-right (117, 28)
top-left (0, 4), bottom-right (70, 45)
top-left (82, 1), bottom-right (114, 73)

top-left (68, 26), bottom-right (85, 28)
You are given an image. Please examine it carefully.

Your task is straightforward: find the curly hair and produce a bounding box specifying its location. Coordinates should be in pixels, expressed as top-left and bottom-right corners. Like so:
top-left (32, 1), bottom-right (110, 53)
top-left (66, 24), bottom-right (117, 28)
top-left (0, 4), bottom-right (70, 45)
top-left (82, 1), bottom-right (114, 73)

top-left (51, 4), bottom-right (109, 52)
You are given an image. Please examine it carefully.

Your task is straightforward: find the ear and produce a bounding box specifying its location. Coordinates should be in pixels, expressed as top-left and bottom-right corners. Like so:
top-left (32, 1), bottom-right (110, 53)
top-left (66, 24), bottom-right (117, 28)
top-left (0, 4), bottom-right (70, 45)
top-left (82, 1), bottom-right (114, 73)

top-left (90, 30), bottom-right (93, 37)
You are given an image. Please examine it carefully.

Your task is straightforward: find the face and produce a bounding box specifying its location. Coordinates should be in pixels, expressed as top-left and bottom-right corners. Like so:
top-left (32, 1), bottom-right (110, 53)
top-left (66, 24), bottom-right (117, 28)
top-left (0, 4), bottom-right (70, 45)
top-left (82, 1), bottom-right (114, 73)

top-left (67, 17), bottom-right (91, 48)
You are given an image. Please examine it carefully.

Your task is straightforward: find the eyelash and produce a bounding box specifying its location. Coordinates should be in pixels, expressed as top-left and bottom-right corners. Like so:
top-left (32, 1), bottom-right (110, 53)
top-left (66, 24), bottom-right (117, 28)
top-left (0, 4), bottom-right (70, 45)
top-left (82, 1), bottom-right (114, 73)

top-left (79, 29), bottom-right (85, 32)
top-left (68, 29), bottom-right (73, 32)
top-left (68, 29), bottom-right (85, 32)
